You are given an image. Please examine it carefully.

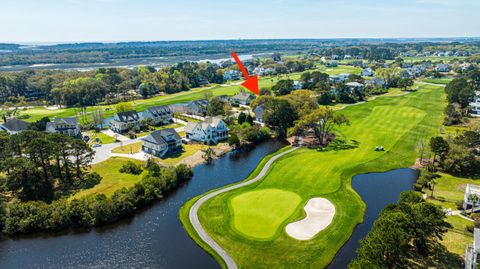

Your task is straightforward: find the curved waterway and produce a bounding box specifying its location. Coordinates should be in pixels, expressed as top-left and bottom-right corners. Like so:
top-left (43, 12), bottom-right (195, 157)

top-left (326, 168), bottom-right (418, 268)
top-left (0, 141), bottom-right (286, 269)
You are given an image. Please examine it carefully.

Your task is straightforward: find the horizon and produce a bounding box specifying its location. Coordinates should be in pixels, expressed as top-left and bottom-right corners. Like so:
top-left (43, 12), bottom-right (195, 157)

top-left (2, 0), bottom-right (480, 43)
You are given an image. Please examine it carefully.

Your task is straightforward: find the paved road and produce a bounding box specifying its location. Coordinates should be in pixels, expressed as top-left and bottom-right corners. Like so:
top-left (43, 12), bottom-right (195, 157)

top-left (188, 147), bottom-right (298, 269)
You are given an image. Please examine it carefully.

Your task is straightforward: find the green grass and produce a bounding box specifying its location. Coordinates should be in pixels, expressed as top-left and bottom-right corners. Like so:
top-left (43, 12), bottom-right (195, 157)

top-left (111, 142), bottom-right (142, 154)
top-left (429, 173), bottom-right (480, 209)
top-left (135, 123), bottom-right (184, 138)
top-left (442, 215), bottom-right (473, 255)
top-left (71, 157), bottom-right (145, 199)
top-left (230, 189), bottom-right (302, 239)
top-left (423, 78), bottom-right (453, 85)
top-left (158, 144), bottom-right (222, 166)
top-left (86, 130), bottom-right (117, 144)
top-left (179, 83), bottom-right (446, 268)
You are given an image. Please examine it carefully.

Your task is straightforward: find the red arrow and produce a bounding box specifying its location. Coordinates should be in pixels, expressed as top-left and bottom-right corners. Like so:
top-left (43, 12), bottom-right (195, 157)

top-left (231, 51), bottom-right (259, 95)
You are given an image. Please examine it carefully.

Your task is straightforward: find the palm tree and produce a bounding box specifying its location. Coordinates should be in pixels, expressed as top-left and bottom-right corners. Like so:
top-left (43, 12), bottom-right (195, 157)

top-left (202, 148), bottom-right (215, 164)
top-left (469, 193), bottom-right (479, 213)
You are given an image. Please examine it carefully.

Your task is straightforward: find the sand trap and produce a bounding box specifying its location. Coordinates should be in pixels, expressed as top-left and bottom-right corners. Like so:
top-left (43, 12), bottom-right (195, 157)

top-left (285, 198), bottom-right (335, 240)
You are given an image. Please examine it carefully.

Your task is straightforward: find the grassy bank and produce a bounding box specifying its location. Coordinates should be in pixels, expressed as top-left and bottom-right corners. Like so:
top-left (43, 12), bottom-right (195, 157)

top-left (179, 83), bottom-right (445, 268)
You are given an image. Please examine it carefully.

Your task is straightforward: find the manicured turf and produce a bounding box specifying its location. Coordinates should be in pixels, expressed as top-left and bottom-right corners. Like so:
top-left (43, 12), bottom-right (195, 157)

top-left (111, 142), bottom-right (142, 154)
top-left (441, 215), bottom-right (474, 255)
top-left (423, 78), bottom-right (453, 85)
top-left (71, 157), bottom-right (145, 199)
top-left (86, 130), bottom-right (117, 144)
top-left (230, 189), bottom-right (302, 239)
top-left (180, 83), bottom-right (445, 268)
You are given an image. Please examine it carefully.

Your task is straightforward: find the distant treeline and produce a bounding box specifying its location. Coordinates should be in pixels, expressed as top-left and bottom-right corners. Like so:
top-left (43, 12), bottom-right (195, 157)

top-left (1, 39), bottom-right (479, 66)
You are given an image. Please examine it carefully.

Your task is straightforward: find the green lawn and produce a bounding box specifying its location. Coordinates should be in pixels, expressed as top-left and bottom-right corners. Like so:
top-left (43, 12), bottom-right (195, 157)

top-left (441, 215), bottom-right (474, 255)
top-left (423, 78), bottom-right (453, 85)
top-left (111, 142), bottom-right (142, 154)
top-left (179, 83), bottom-right (445, 268)
top-left (158, 144), bottom-right (221, 166)
top-left (71, 157), bottom-right (146, 199)
top-left (86, 130), bottom-right (117, 144)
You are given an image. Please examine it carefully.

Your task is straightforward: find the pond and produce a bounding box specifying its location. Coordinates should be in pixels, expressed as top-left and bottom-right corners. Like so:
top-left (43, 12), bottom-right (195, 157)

top-left (326, 168), bottom-right (418, 268)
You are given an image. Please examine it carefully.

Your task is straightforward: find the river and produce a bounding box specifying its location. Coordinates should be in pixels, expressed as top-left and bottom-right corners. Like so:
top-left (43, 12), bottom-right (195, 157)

top-left (0, 144), bottom-right (417, 269)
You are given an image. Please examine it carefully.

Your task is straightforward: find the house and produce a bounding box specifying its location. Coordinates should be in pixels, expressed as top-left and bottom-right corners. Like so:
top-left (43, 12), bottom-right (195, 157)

top-left (110, 110), bottom-right (141, 133)
top-left (401, 62), bottom-right (414, 69)
top-left (293, 81), bottom-right (303, 90)
top-left (464, 184), bottom-right (480, 210)
top-left (366, 77), bottom-right (387, 88)
top-left (346, 82), bottom-right (365, 93)
top-left (435, 64), bottom-right (451, 72)
top-left (217, 95), bottom-right (231, 103)
top-left (344, 55), bottom-right (352, 60)
top-left (329, 73), bottom-right (349, 83)
top-left (170, 100), bottom-right (209, 116)
top-left (185, 116), bottom-right (229, 144)
top-left (46, 117), bottom-right (81, 138)
top-left (0, 118), bottom-right (29, 134)
top-left (325, 61), bottom-right (338, 67)
top-left (361, 68), bottom-right (374, 77)
top-left (254, 104), bottom-right (265, 123)
top-left (253, 67), bottom-right (266, 76)
top-left (400, 69), bottom-right (415, 79)
top-left (470, 93), bottom-right (480, 116)
top-left (142, 105), bottom-right (173, 125)
top-left (231, 91), bottom-right (255, 105)
top-left (465, 228), bottom-right (480, 269)
top-left (224, 70), bottom-right (240, 81)
top-left (141, 128), bottom-right (182, 158)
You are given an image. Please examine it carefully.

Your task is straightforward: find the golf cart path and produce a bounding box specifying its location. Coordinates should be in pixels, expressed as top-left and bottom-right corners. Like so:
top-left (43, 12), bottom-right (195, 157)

top-left (188, 147), bottom-right (298, 269)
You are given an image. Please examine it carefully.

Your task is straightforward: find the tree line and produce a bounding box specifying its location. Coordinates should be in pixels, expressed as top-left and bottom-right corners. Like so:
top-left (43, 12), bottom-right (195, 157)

top-left (444, 69), bottom-right (480, 125)
top-left (0, 161), bottom-right (193, 235)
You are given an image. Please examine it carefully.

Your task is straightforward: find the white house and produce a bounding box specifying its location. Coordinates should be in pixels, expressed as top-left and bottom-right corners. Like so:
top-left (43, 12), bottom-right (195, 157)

top-left (293, 81), bottom-right (303, 90)
top-left (465, 228), bottom-right (480, 269)
top-left (142, 105), bottom-right (173, 125)
top-left (110, 110), bottom-right (141, 133)
top-left (185, 116), bottom-right (228, 144)
top-left (361, 68), bottom-right (374, 77)
top-left (142, 129), bottom-right (182, 158)
top-left (46, 117), bottom-right (81, 138)
top-left (0, 118), bottom-right (29, 134)
top-left (435, 64), bottom-right (451, 72)
top-left (464, 184), bottom-right (480, 210)
top-left (470, 93), bottom-right (480, 116)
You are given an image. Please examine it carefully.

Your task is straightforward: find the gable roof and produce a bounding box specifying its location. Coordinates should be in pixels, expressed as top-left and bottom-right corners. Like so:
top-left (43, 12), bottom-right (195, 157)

top-left (144, 128), bottom-right (181, 145)
top-left (145, 105), bottom-right (172, 117)
top-left (232, 91), bottom-right (254, 102)
top-left (185, 117), bottom-right (225, 134)
top-left (254, 104), bottom-right (265, 118)
top-left (116, 110), bottom-right (140, 122)
top-left (53, 117), bottom-right (78, 125)
top-left (2, 118), bottom-right (29, 132)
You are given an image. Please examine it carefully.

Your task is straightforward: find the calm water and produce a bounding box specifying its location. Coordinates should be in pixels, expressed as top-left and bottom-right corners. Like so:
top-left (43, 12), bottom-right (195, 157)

top-left (326, 168), bottom-right (418, 268)
top-left (0, 141), bottom-right (286, 269)
top-left (0, 146), bottom-right (416, 269)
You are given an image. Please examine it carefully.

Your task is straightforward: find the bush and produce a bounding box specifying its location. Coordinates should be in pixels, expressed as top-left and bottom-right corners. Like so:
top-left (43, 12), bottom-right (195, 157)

top-left (455, 200), bottom-right (464, 210)
top-left (175, 164), bottom-right (193, 183)
top-left (119, 161), bottom-right (143, 175)
top-left (82, 172), bottom-right (102, 189)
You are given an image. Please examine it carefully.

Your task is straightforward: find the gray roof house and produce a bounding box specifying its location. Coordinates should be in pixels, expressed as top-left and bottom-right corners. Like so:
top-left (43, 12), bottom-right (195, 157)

top-left (142, 128), bottom-right (182, 158)
top-left (346, 82), bottom-right (365, 92)
top-left (231, 91), bottom-right (255, 105)
top-left (185, 116), bottom-right (228, 144)
top-left (435, 64), bottom-right (451, 72)
top-left (170, 99), bottom-right (209, 116)
top-left (0, 118), bottom-right (29, 134)
top-left (254, 104), bottom-right (266, 123)
top-left (366, 77), bottom-right (387, 88)
top-left (110, 110), bottom-right (141, 133)
top-left (142, 105), bottom-right (173, 125)
top-left (46, 117), bottom-right (81, 138)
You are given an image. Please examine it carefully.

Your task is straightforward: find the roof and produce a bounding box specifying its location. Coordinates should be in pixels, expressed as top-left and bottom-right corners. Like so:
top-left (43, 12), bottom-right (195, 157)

top-left (346, 82), bottom-right (364, 87)
top-left (53, 117), bottom-right (78, 125)
top-left (203, 116), bottom-right (223, 128)
top-left (475, 228), bottom-right (480, 252)
top-left (254, 104), bottom-right (265, 118)
top-left (144, 128), bottom-right (181, 145)
top-left (145, 105), bottom-right (171, 117)
top-left (1, 118), bottom-right (29, 132)
top-left (185, 117), bottom-right (225, 133)
top-left (116, 110), bottom-right (140, 122)
top-left (232, 91), bottom-right (254, 101)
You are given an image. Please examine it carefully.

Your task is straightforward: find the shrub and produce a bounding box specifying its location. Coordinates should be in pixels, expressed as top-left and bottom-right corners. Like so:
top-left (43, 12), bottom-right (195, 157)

top-left (82, 172), bottom-right (102, 189)
top-left (119, 161), bottom-right (143, 175)
top-left (175, 164), bottom-right (193, 183)
top-left (455, 200), bottom-right (464, 210)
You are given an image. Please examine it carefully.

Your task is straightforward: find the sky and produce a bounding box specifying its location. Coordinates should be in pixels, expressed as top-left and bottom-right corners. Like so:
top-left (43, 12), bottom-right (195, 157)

top-left (1, 0), bottom-right (479, 43)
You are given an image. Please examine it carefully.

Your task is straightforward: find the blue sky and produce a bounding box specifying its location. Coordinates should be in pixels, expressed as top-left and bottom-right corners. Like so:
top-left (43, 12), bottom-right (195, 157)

top-left (1, 0), bottom-right (479, 43)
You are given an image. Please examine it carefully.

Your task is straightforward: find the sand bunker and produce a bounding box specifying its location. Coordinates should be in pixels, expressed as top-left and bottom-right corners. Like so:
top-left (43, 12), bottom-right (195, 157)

top-left (285, 198), bottom-right (335, 240)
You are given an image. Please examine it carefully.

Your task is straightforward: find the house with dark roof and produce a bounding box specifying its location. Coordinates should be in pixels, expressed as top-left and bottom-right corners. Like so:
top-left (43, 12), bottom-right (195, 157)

top-left (254, 104), bottom-right (265, 123)
top-left (110, 110), bottom-right (140, 133)
top-left (141, 105), bottom-right (173, 125)
top-left (231, 91), bottom-right (255, 105)
top-left (46, 117), bottom-right (81, 138)
top-left (170, 100), bottom-right (209, 116)
top-left (142, 128), bottom-right (182, 157)
top-left (0, 118), bottom-right (29, 134)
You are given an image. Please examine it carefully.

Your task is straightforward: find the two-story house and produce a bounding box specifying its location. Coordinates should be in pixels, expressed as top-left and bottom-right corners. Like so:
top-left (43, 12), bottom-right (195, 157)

top-left (46, 117), bottom-right (81, 138)
top-left (0, 118), bottom-right (29, 134)
top-left (110, 110), bottom-right (141, 133)
top-left (142, 105), bottom-right (173, 125)
top-left (470, 92), bottom-right (480, 116)
top-left (142, 128), bottom-right (182, 157)
top-left (185, 116), bottom-right (229, 144)
top-left (231, 91), bottom-right (255, 105)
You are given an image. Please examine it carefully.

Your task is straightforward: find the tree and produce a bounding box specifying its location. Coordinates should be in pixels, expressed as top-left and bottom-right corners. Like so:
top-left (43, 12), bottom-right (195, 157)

top-left (272, 79), bottom-right (295, 96)
top-left (416, 139), bottom-right (427, 164)
top-left (445, 78), bottom-right (475, 108)
top-left (115, 102), bottom-right (133, 113)
top-left (288, 107), bottom-right (349, 145)
top-left (202, 148), bottom-right (215, 163)
top-left (429, 136), bottom-right (449, 164)
top-left (91, 110), bottom-right (105, 129)
top-left (469, 193), bottom-right (479, 212)
top-left (206, 97), bottom-right (225, 116)
top-left (397, 78), bottom-right (414, 90)
top-left (238, 112), bottom-right (247, 125)
top-left (263, 99), bottom-right (298, 137)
